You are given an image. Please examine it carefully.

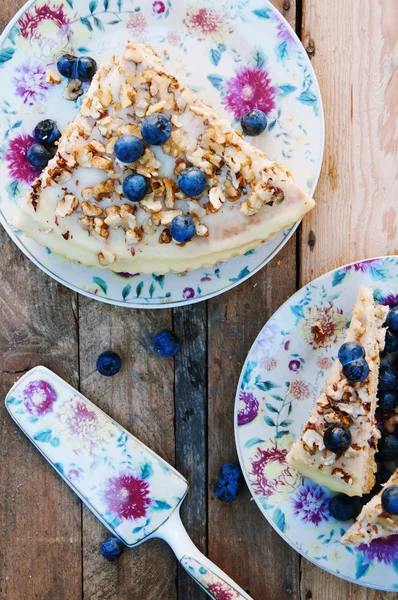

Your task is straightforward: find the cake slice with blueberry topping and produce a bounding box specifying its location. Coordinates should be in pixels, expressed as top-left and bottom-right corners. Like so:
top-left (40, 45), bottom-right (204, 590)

top-left (341, 469), bottom-right (398, 545)
top-left (16, 42), bottom-right (315, 274)
top-left (286, 286), bottom-right (389, 496)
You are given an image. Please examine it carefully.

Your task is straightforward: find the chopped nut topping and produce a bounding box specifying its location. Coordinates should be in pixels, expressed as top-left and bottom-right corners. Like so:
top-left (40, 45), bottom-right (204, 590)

top-left (63, 78), bottom-right (83, 101)
top-left (98, 248), bottom-right (116, 266)
top-left (163, 178), bottom-right (175, 208)
top-left (55, 193), bottom-right (78, 218)
top-left (81, 201), bottom-right (103, 217)
top-left (125, 227), bottom-right (143, 245)
top-left (94, 217), bottom-right (109, 239)
top-left (96, 87), bottom-right (113, 108)
top-left (124, 47), bottom-right (144, 62)
top-left (140, 194), bottom-right (163, 214)
top-left (82, 179), bottom-right (115, 202)
top-left (104, 204), bottom-right (137, 230)
top-left (206, 186), bottom-right (226, 213)
top-left (46, 69), bottom-right (62, 85)
top-left (91, 155), bottom-right (114, 171)
top-left (159, 228), bottom-right (172, 244)
top-left (89, 139), bottom-right (107, 154)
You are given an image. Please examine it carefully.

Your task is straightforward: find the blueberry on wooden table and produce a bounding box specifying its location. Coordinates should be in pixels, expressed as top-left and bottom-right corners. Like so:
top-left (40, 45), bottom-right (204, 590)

top-left (323, 423), bottom-right (352, 453)
top-left (177, 167), bottom-right (207, 197)
top-left (141, 114), bottom-right (172, 145)
top-left (214, 463), bottom-right (243, 502)
top-left (34, 119), bottom-right (61, 150)
top-left (96, 351), bottom-right (122, 376)
top-left (153, 330), bottom-right (181, 358)
top-left (170, 215), bottom-right (196, 243)
top-left (114, 134), bottom-right (144, 163)
top-left (219, 463), bottom-right (243, 483)
top-left (329, 494), bottom-right (362, 521)
top-left (100, 537), bottom-right (124, 561)
top-left (386, 307), bottom-right (398, 332)
top-left (241, 109), bottom-right (267, 136)
top-left (381, 486), bottom-right (398, 514)
top-left (27, 143), bottom-right (53, 169)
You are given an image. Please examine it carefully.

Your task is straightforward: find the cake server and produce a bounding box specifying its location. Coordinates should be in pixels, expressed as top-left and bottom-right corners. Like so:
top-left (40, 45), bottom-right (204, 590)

top-left (6, 366), bottom-right (253, 600)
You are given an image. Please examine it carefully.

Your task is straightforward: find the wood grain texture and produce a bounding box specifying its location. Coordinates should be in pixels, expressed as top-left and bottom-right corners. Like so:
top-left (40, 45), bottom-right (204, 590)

top-left (207, 238), bottom-right (301, 600)
top-left (78, 301), bottom-right (177, 600)
top-left (174, 303), bottom-right (208, 600)
top-left (0, 231), bottom-right (81, 600)
top-left (299, 0), bottom-right (398, 598)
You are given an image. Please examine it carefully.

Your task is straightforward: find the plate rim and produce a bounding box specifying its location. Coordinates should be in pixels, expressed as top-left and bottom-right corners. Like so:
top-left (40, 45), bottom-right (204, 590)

top-left (0, 0), bottom-right (325, 309)
top-left (234, 254), bottom-right (398, 592)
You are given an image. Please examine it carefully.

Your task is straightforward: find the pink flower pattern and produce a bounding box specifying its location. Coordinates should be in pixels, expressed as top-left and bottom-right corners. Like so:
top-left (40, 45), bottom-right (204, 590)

top-left (207, 582), bottom-right (234, 600)
top-left (102, 473), bottom-right (151, 520)
top-left (19, 3), bottom-right (72, 40)
top-left (13, 58), bottom-right (49, 106)
top-left (167, 30), bottom-right (181, 46)
top-left (5, 133), bottom-right (41, 184)
top-left (299, 303), bottom-right (346, 350)
top-left (316, 356), bottom-right (333, 370)
top-left (23, 380), bottom-right (57, 416)
top-left (224, 65), bottom-right (277, 119)
top-left (127, 12), bottom-right (148, 37)
top-left (289, 379), bottom-right (311, 401)
top-left (183, 3), bottom-right (233, 42)
top-left (152, 1), bottom-right (166, 14)
top-left (250, 441), bottom-right (297, 498)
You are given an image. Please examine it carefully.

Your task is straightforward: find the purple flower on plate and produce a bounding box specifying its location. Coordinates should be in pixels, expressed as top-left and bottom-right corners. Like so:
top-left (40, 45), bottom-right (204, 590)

top-left (224, 64), bottom-right (277, 120)
top-left (183, 287), bottom-right (195, 300)
top-left (256, 322), bottom-right (279, 353)
top-left (23, 380), bottom-right (57, 417)
top-left (342, 258), bottom-right (383, 273)
top-left (358, 535), bottom-right (398, 566)
top-left (13, 58), bottom-right (49, 106)
top-left (5, 133), bottom-right (41, 184)
top-left (116, 272), bottom-right (140, 278)
top-left (152, 0), bottom-right (166, 14)
top-left (237, 391), bottom-right (259, 426)
top-left (288, 359), bottom-right (301, 372)
top-left (378, 294), bottom-right (398, 308)
top-left (67, 468), bottom-right (80, 481)
top-left (291, 480), bottom-right (330, 526)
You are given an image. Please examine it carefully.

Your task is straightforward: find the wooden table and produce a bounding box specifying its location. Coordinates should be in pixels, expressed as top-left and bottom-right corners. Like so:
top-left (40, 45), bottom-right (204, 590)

top-left (0, 1), bottom-right (396, 598)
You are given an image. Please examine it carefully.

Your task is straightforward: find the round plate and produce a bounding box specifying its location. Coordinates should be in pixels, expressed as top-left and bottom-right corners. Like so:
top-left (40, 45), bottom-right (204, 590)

top-left (0, 0), bottom-right (324, 308)
top-left (235, 256), bottom-right (398, 591)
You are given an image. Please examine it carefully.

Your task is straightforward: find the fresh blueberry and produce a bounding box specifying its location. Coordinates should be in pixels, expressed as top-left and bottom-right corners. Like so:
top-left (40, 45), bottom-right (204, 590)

top-left (219, 463), bottom-right (243, 484)
top-left (329, 494), bottom-right (362, 521)
top-left (323, 423), bottom-right (352, 453)
top-left (377, 435), bottom-right (398, 461)
top-left (386, 307), bottom-right (398, 333)
top-left (75, 56), bottom-right (97, 81)
top-left (378, 390), bottom-right (398, 413)
top-left (141, 114), bottom-right (172, 145)
top-left (57, 54), bottom-right (76, 78)
top-left (153, 330), bottom-right (180, 358)
top-left (100, 537), bottom-right (124, 561)
top-left (96, 351), bottom-right (122, 377)
top-left (114, 135), bottom-right (144, 163)
top-left (178, 167), bottom-right (207, 197)
top-left (379, 366), bottom-right (398, 391)
top-left (381, 486), bottom-right (398, 514)
top-left (385, 330), bottom-right (398, 354)
top-left (214, 478), bottom-right (240, 503)
top-left (241, 109), bottom-right (267, 136)
top-left (123, 174), bottom-right (148, 202)
top-left (27, 143), bottom-right (53, 169)
top-left (34, 119), bottom-right (61, 150)
top-left (375, 463), bottom-right (392, 489)
top-left (170, 215), bottom-right (196, 243)
top-left (342, 358), bottom-right (369, 383)
top-left (338, 342), bottom-right (365, 366)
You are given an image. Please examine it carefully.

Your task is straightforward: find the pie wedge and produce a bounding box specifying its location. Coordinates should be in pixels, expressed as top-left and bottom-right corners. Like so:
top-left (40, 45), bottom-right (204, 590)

top-left (341, 469), bottom-right (398, 546)
top-left (286, 286), bottom-right (389, 496)
top-left (15, 42), bottom-right (315, 274)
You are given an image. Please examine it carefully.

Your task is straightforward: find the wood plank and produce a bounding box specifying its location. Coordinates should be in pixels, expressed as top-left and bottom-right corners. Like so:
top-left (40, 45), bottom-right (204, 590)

top-left (0, 232), bottom-right (81, 600)
top-left (78, 301), bottom-right (177, 600)
top-left (174, 302), bottom-right (208, 600)
top-left (208, 238), bottom-right (301, 600)
top-left (300, 0), bottom-right (398, 598)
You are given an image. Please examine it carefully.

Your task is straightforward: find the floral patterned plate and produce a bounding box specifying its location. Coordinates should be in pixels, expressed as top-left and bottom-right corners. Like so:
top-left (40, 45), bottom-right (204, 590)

top-left (235, 256), bottom-right (398, 591)
top-left (0, 0), bottom-right (324, 308)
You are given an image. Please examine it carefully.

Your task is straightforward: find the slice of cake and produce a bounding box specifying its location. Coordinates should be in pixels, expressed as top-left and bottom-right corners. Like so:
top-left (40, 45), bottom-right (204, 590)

top-left (341, 469), bottom-right (398, 545)
top-left (286, 286), bottom-right (389, 496)
top-left (15, 42), bottom-right (315, 275)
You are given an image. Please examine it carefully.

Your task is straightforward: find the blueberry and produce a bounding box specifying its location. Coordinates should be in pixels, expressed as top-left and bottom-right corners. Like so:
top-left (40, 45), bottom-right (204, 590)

top-left (96, 351), bottom-right (122, 377)
top-left (338, 342), bottom-right (365, 366)
top-left (377, 435), bottom-right (398, 461)
top-left (214, 478), bottom-right (240, 503)
top-left (386, 307), bottom-right (398, 332)
top-left (329, 494), bottom-right (362, 521)
top-left (57, 54), bottom-right (76, 78)
top-left (34, 119), bottom-right (61, 150)
top-left (122, 174), bottom-right (148, 202)
top-left (323, 423), bottom-right (352, 453)
top-left (153, 330), bottom-right (180, 358)
top-left (219, 463), bottom-right (243, 484)
top-left (27, 143), bottom-right (53, 169)
top-left (141, 114), bottom-right (172, 145)
top-left (375, 463), bottom-right (392, 489)
top-left (379, 366), bottom-right (398, 391)
top-left (381, 486), bottom-right (398, 514)
top-left (342, 358), bottom-right (369, 382)
top-left (378, 390), bottom-right (398, 413)
top-left (114, 135), bottom-right (144, 164)
top-left (170, 215), bottom-right (196, 243)
top-left (75, 56), bottom-right (97, 81)
top-left (385, 330), bottom-right (398, 354)
top-left (241, 109), bottom-right (267, 136)
top-left (178, 167), bottom-right (207, 197)
top-left (100, 537), bottom-right (124, 561)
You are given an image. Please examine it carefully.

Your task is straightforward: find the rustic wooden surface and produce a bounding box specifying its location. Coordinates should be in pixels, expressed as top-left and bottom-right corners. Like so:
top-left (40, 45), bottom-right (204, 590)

top-left (0, 0), bottom-right (397, 599)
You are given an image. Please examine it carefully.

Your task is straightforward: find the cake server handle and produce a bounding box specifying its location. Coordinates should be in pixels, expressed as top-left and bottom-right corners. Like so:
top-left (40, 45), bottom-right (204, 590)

top-left (156, 509), bottom-right (253, 600)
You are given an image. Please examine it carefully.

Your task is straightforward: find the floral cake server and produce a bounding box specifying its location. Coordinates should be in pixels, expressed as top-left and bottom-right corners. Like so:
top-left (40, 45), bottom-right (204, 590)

top-left (6, 366), bottom-right (252, 600)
